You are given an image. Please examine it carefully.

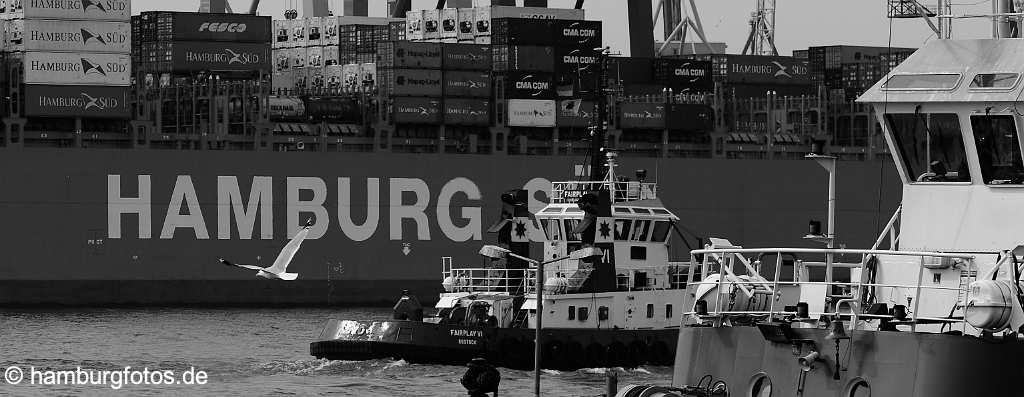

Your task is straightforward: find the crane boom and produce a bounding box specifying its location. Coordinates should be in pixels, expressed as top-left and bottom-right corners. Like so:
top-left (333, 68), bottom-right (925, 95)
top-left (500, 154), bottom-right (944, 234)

top-left (249, 0), bottom-right (260, 14)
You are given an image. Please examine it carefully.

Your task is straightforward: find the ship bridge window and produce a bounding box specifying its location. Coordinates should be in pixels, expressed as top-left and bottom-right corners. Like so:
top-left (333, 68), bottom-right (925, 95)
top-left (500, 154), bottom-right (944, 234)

top-left (886, 113), bottom-right (971, 183)
top-left (651, 221), bottom-right (672, 243)
top-left (970, 73), bottom-right (1020, 89)
top-left (544, 219), bottom-right (563, 241)
top-left (630, 220), bottom-right (652, 241)
top-left (882, 73), bottom-right (961, 90)
top-left (972, 115), bottom-right (1024, 185)
top-left (614, 220), bottom-right (633, 240)
top-left (564, 219), bottom-right (582, 242)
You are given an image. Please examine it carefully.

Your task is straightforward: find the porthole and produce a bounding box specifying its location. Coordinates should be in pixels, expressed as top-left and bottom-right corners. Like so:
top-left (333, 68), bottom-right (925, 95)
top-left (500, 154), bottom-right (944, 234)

top-left (846, 378), bottom-right (871, 397)
top-left (749, 373), bottom-right (772, 397)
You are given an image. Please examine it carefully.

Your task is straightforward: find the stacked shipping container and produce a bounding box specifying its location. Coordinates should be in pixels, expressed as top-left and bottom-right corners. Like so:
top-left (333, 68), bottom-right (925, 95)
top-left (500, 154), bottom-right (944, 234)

top-left (134, 11), bottom-right (271, 80)
top-left (806, 45), bottom-right (916, 100)
top-left (377, 41), bottom-right (443, 124)
top-left (2, 0), bottom-right (132, 118)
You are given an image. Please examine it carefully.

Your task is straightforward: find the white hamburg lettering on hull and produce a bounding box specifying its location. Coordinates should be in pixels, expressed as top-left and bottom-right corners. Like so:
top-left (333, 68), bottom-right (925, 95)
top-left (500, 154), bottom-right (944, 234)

top-left (106, 175), bottom-right (495, 242)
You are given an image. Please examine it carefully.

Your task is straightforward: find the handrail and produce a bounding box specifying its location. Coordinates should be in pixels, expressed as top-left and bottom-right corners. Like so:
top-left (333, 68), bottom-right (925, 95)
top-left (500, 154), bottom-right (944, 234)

top-left (692, 247), bottom-right (975, 259)
top-left (871, 205), bottom-right (902, 251)
top-left (550, 180), bottom-right (658, 203)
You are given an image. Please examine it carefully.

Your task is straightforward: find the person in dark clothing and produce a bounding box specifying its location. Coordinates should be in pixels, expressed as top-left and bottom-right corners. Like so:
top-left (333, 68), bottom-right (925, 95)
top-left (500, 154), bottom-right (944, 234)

top-left (461, 358), bottom-right (500, 397)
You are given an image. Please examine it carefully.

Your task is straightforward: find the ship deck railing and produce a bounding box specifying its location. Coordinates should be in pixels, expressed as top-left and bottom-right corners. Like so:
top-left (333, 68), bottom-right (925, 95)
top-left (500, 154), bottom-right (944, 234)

top-left (686, 247), bottom-right (982, 334)
top-left (522, 262), bottom-right (693, 295)
top-left (550, 181), bottom-right (658, 204)
top-left (441, 258), bottom-right (526, 294)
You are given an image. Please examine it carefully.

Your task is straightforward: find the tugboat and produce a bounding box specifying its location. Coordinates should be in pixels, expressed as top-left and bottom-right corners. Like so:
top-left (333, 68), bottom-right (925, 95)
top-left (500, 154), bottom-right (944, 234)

top-left (617, 13), bottom-right (1024, 397)
top-left (310, 51), bottom-right (720, 370)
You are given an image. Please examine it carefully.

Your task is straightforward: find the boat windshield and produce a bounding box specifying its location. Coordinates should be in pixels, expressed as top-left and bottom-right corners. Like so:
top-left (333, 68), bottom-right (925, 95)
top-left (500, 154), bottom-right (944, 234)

top-left (886, 113), bottom-right (971, 183)
top-left (972, 115), bottom-right (1024, 185)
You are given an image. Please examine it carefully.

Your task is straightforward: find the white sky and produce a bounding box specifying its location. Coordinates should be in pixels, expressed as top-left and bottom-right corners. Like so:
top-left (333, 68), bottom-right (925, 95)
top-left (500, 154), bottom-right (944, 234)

top-left (132, 0), bottom-right (997, 56)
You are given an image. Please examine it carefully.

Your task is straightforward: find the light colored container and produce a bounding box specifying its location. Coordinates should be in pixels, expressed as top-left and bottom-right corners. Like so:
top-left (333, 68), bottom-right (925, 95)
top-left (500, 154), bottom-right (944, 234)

top-left (23, 20), bottom-right (130, 53)
top-left (25, 51), bottom-right (131, 86)
top-left (507, 99), bottom-right (556, 127)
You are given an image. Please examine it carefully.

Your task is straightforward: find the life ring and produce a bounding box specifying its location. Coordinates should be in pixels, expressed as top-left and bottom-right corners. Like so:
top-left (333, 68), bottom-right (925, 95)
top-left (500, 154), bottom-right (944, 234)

top-left (627, 340), bottom-right (648, 368)
top-left (543, 340), bottom-right (568, 369)
top-left (585, 343), bottom-right (607, 368)
top-left (648, 341), bottom-right (674, 366)
top-left (564, 341), bottom-right (586, 370)
top-left (607, 342), bottom-right (629, 367)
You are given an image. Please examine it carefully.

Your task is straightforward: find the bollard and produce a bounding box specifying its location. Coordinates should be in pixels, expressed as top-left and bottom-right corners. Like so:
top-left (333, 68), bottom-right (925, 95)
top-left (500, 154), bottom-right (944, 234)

top-left (606, 370), bottom-right (618, 397)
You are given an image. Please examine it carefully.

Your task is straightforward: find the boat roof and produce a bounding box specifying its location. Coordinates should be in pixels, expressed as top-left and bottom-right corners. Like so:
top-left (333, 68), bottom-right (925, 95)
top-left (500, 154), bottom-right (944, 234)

top-left (537, 198), bottom-right (679, 221)
top-left (859, 39), bottom-right (1024, 104)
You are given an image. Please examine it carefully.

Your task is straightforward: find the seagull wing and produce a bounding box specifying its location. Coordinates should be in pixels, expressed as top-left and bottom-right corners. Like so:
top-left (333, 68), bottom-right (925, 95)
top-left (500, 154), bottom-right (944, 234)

top-left (219, 258), bottom-right (265, 271)
top-left (265, 227), bottom-right (310, 274)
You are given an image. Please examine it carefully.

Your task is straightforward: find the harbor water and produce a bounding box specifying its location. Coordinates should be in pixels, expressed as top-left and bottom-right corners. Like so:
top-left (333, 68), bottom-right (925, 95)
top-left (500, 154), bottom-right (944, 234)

top-left (0, 308), bottom-right (671, 396)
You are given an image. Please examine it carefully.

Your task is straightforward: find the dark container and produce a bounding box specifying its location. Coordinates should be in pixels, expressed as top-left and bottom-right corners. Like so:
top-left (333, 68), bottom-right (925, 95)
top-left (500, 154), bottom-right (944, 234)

top-left (25, 85), bottom-right (130, 119)
top-left (305, 96), bottom-right (362, 123)
top-left (652, 59), bottom-right (713, 91)
top-left (608, 57), bottom-right (653, 84)
top-left (555, 46), bottom-right (601, 75)
top-left (393, 97), bottom-right (442, 124)
top-left (170, 41), bottom-right (271, 73)
top-left (666, 104), bottom-right (714, 132)
top-left (491, 18), bottom-right (553, 46)
top-left (443, 44), bottom-right (492, 71)
top-left (556, 99), bottom-right (597, 127)
top-left (139, 11), bottom-right (271, 43)
top-left (377, 41), bottom-right (443, 69)
top-left (380, 69), bottom-right (443, 97)
top-left (493, 45), bottom-right (554, 73)
top-left (444, 98), bottom-right (491, 126)
top-left (725, 55), bottom-right (809, 85)
top-left (443, 71), bottom-right (492, 98)
top-left (553, 20), bottom-right (602, 48)
top-left (503, 71), bottom-right (556, 100)
top-left (618, 102), bottom-right (666, 129)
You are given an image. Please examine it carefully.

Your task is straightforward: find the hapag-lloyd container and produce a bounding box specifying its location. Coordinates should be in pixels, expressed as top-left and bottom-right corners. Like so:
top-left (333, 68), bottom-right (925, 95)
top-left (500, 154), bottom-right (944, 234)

top-left (25, 51), bottom-right (130, 86)
top-left (24, 84), bottom-right (129, 118)
top-left (393, 96), bottom-right (442, 124)
top-left (442, 43), bottom-right (490, 71)
top-left (507, 99), bottom-right (556, 127)
top-left (20, 0), bottom-right (131, 21)
top-left (444, 98), bottom-right (490, 126)
top-left (443, 71), bottom-right (491, 97)
top-left (376, 41), bottom-right (442, 69)
top-left (380, 68), bottom-right (442, 97)
top-left (22, 20), bottom-right (130, 53)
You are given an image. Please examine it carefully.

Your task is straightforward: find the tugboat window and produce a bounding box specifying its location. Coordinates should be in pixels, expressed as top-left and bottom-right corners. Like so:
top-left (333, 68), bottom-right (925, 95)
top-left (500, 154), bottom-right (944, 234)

top-left (646, 304), bottom-right (654, 318)
top-left (971, 115), bottom-right (1024, 185)
top-left (614, 219), bottom-right (633, 240)
top-left (666, 304), bottom-right (673, 318)
top-left (750, 374), bottom-right (772, 397)
top-left (651, 221), bottom-right (672, 243)
top-left (630, 220), bottom-right (651, 241)
top-left (564, 219), bottom-right (582, 241)
top-left (598, 306), bottom-right (609, 321)
top-left (568, 306), bottom-right (576, 320)
top-left (970, 73), bottom-right (1019, 89)
top-left (578, 307), bottom-right (589, 321)
top-left (886, 113), bottom-right (971, 183)
top-left (545, 219), bottom-right (563, 241)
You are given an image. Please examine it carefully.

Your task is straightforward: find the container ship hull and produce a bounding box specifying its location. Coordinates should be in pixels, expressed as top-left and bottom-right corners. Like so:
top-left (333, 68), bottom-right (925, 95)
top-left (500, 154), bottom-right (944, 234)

top-left (0, 149), bottom-right (900, 305)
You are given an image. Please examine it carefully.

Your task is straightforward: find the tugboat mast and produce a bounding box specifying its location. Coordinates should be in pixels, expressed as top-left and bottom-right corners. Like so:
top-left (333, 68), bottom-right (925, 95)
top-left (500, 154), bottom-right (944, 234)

top-left (592, 47), bottom-right (611, 181)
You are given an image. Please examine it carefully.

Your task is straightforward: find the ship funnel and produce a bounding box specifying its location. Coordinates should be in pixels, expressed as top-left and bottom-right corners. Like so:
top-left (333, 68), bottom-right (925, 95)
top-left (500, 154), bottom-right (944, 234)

top-left (797, 351), bottom-right (820, 371)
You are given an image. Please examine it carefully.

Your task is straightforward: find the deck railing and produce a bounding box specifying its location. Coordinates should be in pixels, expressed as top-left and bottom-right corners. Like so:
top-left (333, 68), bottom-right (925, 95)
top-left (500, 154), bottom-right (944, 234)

top-left (687, 247), bottom-right (979, 333)
top-left (550, 181), bottom-right (658, 204)
top-left (441, 258), bottom-right (526, 294)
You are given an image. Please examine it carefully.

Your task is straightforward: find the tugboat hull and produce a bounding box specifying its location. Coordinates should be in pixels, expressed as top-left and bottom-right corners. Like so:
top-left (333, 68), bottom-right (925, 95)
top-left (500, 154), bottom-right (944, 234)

top-left (672, 326), bottom-right (1024, 396)
top-left (311, 319), bottom-right (678, 370)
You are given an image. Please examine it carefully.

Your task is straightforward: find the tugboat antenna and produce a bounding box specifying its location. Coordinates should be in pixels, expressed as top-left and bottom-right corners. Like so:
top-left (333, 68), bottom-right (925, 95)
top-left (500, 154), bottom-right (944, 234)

top-left (591, 47), bottom-right (611, 182)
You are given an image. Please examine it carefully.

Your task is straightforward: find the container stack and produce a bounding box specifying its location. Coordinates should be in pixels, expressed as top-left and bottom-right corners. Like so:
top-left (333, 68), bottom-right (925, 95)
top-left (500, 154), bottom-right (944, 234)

top-left (2, 0), bottom-right (132, 118)
top-left (377, 41), bottom-right (443, 124)
top-left (807, 45), bottom-right (915, 100)
top-left (406, 6), bottom-right (585, 45)
top-left (134, 11), bottom-right (271, 84)
top-left (442, 43), bottom-right (491, 127)
top-left (273, 16), bottom-right (398, 93)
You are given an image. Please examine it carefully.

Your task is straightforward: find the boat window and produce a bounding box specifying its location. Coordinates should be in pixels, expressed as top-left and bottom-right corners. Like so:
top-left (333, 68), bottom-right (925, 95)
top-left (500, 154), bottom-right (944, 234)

top-left (564, 219), bottom-right (582, 241)
top-left (652, 209), bottom-right (671, 215)
top-left (665, 304), bottom-right (674, 319)
top-left (614, 207), bottom-right (631, 214)
top-left (598, 306), bottom-right (609, 321)
top-left (614, 219), bottom-right (632, 240)
top-left (886, 113), bottom-right (971, 182)
top-left (970, 73), bottom-right (1019, 89)
top-left (541, 207), bottom-right (562, 213)
top-left (544, 219), bottom-right (563, 241)
top-left (646, 304), bottom-right (654, 318)
top-left (578, 307), bottom-right (589, 321)
top-left (651, 221), bottom-right (672, 243)
top-left (751, 374), bottom-right (773, 397)
top-left (883, 73), bottom-right (960, 90)
top-left (568, 305), bottom-right (576, 320)
top-left (972, 115), bottom-right (1024, 185)
top-left (630, 220), bottom-right (651, 241)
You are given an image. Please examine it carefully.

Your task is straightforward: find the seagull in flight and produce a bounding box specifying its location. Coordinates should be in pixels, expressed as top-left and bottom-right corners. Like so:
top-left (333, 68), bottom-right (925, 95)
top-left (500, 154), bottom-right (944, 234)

top-left (219, 218), bottom-right (313, 281)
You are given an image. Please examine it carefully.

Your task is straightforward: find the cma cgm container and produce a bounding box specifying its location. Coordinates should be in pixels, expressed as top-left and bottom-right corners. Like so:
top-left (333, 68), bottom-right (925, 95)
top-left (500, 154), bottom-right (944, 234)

top-left (652, 59), bottom-right (713, 91)
top-left (556, 47), bottom-right (601, 75)
top-left (377, 41), bottom-right (442, 69)
top-left (379, 68), bottom-right (442, 97)
top-left (553, 20), bottom-right (602, 47)
top-left (22, 20), bottom-right (130, 53)
top-left (443, 71), bottom-right (491, 97)
top-left (487, 6), bottom-right (585, 20)
top-left (503, 71), bottom-right (555, 99)
top-left (444, 98), bottom-right (490, 126)
top-left (24, 85), bottom-right (130, 118)
top-left (169, 42), bottom-right (271, 73)
top-left (492, 45), bottom-right (554, 72)
top-left (137, 11), bottom-right (271, 43)
top-left (393, 96), bottom-right (442, 124)
top-left (442, 43), bottom-right (491, 71)
top-left (20, 0), bottom-right (130, 20)
top-left (24, 52), bottom-right (131, 86)
top-left (507, 99), bottom-right (556, 127)
top-left (619, 102), bottom-right (666, 129)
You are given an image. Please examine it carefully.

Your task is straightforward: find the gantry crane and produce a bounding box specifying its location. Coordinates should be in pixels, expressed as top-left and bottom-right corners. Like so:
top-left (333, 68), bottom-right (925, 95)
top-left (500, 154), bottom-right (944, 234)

top-left (742, 0), bottom-right (777, 56)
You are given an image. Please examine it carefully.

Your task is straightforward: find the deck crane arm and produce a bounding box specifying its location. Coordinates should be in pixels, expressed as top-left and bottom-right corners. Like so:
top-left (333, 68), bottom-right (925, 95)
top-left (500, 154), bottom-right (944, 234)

top-left (248, 0), bottom-right (260, 14)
